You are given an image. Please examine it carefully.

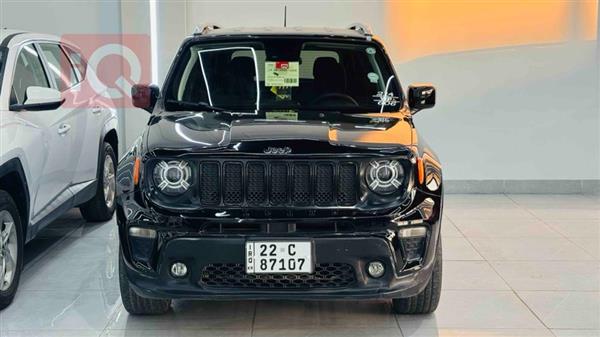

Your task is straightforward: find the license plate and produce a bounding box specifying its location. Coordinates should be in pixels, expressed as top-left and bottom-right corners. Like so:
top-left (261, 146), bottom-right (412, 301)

top-left (245, 241), bottom-right (313, 274)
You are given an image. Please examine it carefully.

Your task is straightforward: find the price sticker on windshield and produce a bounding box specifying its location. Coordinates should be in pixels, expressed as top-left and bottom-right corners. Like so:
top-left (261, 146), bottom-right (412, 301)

top-left (265, 61), bottom-right (299, 87)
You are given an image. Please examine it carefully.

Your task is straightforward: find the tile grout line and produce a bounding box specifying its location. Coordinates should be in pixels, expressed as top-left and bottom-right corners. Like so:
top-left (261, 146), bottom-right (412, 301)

top-left (439, 289), bottom-right (600, 294)
top-left (503, 194), bottom-right (597, 261)
top-left (250, 300), bottom-right (258, 337)
top-left (393, 311), bottom-right (406, 337)
top-left (7, 220), bottom-right (114, 336)
top-left (443, 215), bottom-right (484, 261)
top-left (98, 296), bottom-right (125, 337)
top-left (23, 221), bottom-right (114, 277)
top-left (445, 195), bottom-right (552, 331)
top-left (444, 259), bottom-right (596, 262)
top-left (485, 259), bottom-right (553, 332)
top-left (503, 194), bottom-right (599, 331)
top-left (492, 194), bottom-right (572, 330)
top-left (22, 225), bottom-right (83, 273)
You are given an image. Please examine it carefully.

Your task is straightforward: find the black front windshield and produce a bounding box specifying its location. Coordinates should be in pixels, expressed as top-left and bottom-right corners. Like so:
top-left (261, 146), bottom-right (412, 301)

top-left (164, 38), bottom-right (402, 113)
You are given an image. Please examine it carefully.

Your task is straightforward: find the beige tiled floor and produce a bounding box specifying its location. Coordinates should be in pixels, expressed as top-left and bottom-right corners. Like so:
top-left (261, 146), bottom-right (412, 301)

top-left (0, 194), bottom-right (598, 337)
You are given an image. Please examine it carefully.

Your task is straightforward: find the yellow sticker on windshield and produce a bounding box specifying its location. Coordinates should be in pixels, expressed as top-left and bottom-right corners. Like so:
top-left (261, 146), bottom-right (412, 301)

top-left (265, 61), bottom-right (299, 87)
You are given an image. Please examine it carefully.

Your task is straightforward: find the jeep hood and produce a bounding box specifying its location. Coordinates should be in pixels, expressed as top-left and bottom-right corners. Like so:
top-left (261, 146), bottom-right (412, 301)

top-left (145, 110), bottom-right (415, 155)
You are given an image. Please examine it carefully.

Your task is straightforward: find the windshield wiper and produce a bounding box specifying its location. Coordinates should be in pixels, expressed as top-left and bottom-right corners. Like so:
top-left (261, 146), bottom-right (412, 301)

top-left (165, 99), bottom-right (226, 112)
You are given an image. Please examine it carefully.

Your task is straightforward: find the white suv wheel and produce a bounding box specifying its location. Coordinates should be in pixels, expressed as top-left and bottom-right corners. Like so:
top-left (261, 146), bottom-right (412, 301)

top-left (0, 210), bottom-right (18, 291)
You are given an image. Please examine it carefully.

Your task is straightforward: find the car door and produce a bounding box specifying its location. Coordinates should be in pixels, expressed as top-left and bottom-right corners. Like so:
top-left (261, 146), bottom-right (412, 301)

top-left (10, 42), bottom-right (74, 221)
top-left (38, 42), bottom-right (89, 187)
top-left (60, 44), bottom-right (104, 185)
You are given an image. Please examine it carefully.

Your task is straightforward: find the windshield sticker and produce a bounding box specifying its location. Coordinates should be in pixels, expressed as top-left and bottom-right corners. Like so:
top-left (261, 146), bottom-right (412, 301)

top-left (367, 72), bottom-right (379, 83)
top-left (366, 47), bottom-right (376, 55)
top-left (266, 110), bottom-right (298, 121)
top-left (265, 61), bottom-right (299, 87)
top-left (373, 91), bottom-right (400, 107)
top-left (270, 86), bottom-right (292, 101)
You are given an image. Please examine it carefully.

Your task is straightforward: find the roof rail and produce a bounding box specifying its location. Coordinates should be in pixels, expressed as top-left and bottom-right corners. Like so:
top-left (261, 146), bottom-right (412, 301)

top-left (193, 23), bottom-right (221, 35)
top-left (347, 23), bottom-right (373, 40)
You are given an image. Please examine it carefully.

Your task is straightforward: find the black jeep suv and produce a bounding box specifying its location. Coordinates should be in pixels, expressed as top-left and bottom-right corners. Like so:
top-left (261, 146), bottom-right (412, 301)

top-left (117, 24), bottom-right (443, 315)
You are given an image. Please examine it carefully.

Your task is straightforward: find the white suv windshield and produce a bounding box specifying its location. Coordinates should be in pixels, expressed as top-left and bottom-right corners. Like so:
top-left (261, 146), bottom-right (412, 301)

top-left (164, 38), bottom-right (402, 113)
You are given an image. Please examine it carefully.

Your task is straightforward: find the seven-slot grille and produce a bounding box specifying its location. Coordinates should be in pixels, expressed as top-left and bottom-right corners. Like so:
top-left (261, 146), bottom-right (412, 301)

top-left (198, 160), bottom-right (358, 207)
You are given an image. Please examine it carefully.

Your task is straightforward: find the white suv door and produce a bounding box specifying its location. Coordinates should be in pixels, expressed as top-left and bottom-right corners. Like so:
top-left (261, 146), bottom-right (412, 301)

top-left (37, 42), bottom-right (95, 187)
top-left (60, 44), bottom-right (105, 185)
top-left (10, 43), bottom-right (74, 221)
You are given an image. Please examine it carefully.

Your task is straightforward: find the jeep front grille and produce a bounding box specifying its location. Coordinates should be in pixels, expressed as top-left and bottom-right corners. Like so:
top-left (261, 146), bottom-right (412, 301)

top-left (197, 160), bottom-right (359, 207)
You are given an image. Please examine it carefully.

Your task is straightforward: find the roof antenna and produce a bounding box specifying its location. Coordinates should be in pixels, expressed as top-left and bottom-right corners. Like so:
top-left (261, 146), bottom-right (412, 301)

top-left (283, 6), bottom-right (287, 27)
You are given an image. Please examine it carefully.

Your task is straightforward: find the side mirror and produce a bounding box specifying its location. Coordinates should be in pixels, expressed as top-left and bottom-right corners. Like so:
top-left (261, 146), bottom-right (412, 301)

top-left (132, 84), bottom-right (159, 113)
top-left (9, 86), bottom-right (64, 111)
top-left (408, 84), bottom-right (436, 114)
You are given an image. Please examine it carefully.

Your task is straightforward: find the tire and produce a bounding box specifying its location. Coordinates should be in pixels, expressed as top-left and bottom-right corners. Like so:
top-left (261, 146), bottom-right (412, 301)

top-left (0, 190), bottom-right (24, 310)
top-left (80, 142), bottom-right (117, 222)
top-left (119, 249), bottom-right (171, 315)
top-left (392, 238), bottom-right (442, 314)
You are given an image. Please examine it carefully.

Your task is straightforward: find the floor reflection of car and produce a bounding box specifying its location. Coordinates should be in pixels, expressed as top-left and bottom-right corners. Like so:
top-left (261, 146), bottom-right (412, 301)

top-left (0, 30), bottom-right (119, 309)
top-left (117, 24), bottom-right (442, 315)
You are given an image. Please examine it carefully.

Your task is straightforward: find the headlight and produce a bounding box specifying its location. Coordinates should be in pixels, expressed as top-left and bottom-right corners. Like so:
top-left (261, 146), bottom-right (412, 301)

top-left (153, 160), bottom-right (192, 195)
top-left (366, 160), bottom-right (404, 195)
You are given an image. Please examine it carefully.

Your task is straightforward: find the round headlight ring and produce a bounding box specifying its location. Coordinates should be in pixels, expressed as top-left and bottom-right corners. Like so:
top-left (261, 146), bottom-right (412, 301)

top-left (367, 160), bottom-right (404, 195)
top-left (153, 160), bottom-right (192, 195)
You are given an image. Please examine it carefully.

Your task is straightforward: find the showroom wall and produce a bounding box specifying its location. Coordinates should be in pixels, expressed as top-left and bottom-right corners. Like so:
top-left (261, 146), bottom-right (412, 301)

top-left (0, 0), bottom-right (122, 35)
top-left (0, 0), bottom-right (129, 154)
top-left (2, 0), bottom-right (599, 192)
top-left (387, 1), bottom-right (600, 192)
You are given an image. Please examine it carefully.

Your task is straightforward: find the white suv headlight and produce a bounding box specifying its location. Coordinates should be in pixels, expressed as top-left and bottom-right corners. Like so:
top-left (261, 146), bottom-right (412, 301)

top-left (366, 160), bottom-right (404, 195)
top-left (153, 160), bottom-right (192, 195)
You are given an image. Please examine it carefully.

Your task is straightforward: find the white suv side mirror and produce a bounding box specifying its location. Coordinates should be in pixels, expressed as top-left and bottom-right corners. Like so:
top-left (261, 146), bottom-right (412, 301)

top-left (10, 86), bottom-right (64, 111)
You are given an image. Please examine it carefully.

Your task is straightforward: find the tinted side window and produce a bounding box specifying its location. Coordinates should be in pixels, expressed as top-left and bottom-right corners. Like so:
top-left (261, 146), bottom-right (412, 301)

top-left (39, 43), bottom-right (77, 91)
top-left (11, 44), bottom-right (50, 105)
top-left (62, 45), bottom-right (87, 80)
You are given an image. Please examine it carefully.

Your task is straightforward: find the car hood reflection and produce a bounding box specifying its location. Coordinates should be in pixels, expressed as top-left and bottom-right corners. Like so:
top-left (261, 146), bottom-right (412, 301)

top-left (146, 110), bottom-right (415, 154)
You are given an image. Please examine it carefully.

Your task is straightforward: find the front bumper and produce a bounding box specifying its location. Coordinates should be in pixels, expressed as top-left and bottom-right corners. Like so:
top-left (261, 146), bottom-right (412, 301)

top-left (122, 233), bottom-right (439, 300)
top-left (117, 177), bottom-right (443, 300)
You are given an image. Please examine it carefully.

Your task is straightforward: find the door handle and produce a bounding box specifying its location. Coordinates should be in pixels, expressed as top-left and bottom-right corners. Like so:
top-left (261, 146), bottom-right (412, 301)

top-left (57, 123), bottom-right (71, 135)
top-left (92, 106), bottom-right (102, 114)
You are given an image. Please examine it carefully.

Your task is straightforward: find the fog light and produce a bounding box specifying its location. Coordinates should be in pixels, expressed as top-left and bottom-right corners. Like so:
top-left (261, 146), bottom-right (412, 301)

top-left (398, 226), bottom-right (427, 238)
top-left (367, 261), bottom-right (385, 278)
top-left (170, 262), bottom-right (188, 277)
top-left (129, 227), bottom-right (157, 239)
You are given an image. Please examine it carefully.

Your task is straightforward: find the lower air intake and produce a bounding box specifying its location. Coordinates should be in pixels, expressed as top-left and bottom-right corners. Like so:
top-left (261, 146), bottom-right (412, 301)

top-left (200, 263), bottom-right (356, 289)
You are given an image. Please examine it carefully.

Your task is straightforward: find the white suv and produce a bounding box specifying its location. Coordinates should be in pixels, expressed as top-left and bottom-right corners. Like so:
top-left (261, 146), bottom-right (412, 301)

top-left (0, 30), bottom-right (119, 308)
